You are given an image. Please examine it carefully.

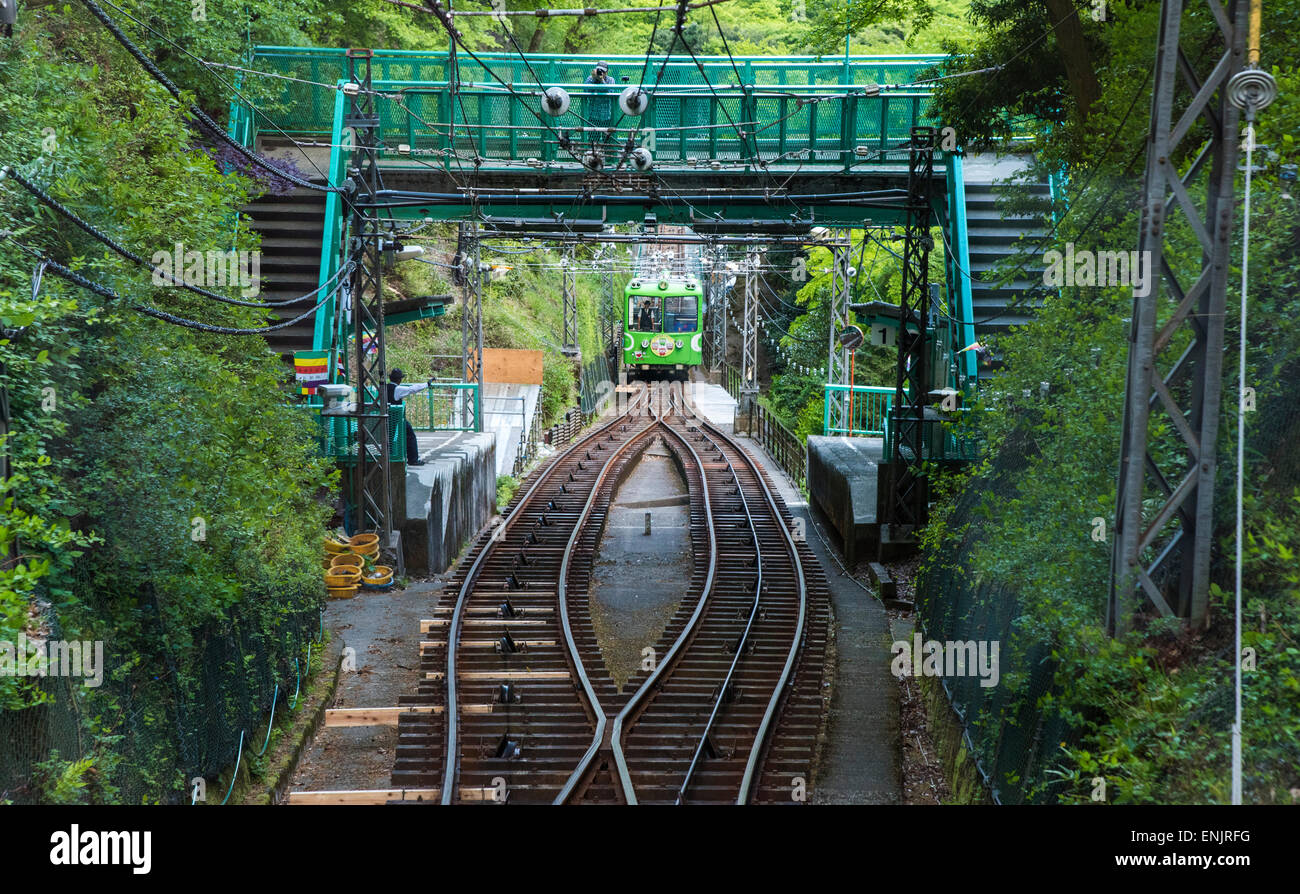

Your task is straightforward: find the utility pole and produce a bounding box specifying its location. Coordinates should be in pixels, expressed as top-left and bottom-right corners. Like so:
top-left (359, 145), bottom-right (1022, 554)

top-left (460, 220), bottom-right (483, 392)
top-left (1109, 0), bottom-right (1259, 635)
top-left (706, 247), bottom-right (725, 374)
top-left (562, 243), bottom-right (579, 357)
top-left (601, 259), bottom-right (615, 359)
top-left (345, 48), bottom-right (393, 547)
top-left (740, 248), bottom-right (760, 434)
top-left (886, 126), bottom-right (935, 533)
top-left (825, 229), bottom-right (853, 433)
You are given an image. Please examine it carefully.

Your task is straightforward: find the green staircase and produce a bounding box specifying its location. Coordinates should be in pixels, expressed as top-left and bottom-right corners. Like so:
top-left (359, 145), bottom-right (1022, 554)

top-left (242, 186), bottom-right (328, 362)
top-left (963, 181), bottom-right (1052, 338)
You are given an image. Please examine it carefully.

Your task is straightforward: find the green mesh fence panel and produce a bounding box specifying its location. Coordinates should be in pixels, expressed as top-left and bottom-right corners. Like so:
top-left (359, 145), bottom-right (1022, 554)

top-left (241, 48), bottom-right (946, 140)
top-left (0, 572), bottom-right (322, 804)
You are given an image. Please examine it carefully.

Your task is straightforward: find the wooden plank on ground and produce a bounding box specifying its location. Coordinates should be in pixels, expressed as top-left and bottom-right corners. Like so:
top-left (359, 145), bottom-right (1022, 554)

top-left (325, 706), bottom-right (436, 727)
top-left (459, 670), bottom-right (571, 680)
top-left (288, 788), bottom-right (440, 804)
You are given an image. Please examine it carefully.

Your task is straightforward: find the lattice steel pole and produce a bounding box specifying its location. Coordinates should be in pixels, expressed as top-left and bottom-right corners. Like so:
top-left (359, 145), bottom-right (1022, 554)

top-left (345, 48), bottom-right (392, 544)
top-left (460, 219), bottom-right (483, 389)
top-left (887, 127), bottom-right (935, 531)
top-left (601, 261), bottom-right (615, 358)
top-left (562, 243), bottom-right (579, 356)
top-left (1109, 0), bottom-right (1250, 635)
top-left (707, 247), bottom-right (725, 373)
top-left (740, 248), bottom-right (760, 434)
top-left (826, 230), bottom-right (852, 433)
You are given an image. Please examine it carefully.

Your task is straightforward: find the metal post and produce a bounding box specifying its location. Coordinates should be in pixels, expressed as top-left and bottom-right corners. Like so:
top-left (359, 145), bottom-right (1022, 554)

top-left (601, 261), bottom-right (616, 358)
top-left (826, 230), bottom-right (852, 433)
top-left (562, 243), bottom-right (579, 356)
top-left (460, 220), bottom-right (483, 428)
top-left (740, 248), bottom-right (760, 434)
top-left (887, 126), bottom-right (935, 531)
top-left (707, 248), bottom-right (725, 373)
top-left (345, 49), bottom-right (392, 545)
top-left (1109, 0), bottom-right (1249, 634)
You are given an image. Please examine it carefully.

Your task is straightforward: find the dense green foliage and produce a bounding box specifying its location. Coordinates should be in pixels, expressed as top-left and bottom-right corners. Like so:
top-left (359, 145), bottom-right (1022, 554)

top-left (382, 235), bottom-right (609, 429)
top-left (322, 0), bottom-right (973, 58)
top-left (916, 1), bottom-right (1300, 803)
top-left (5, 0), bottom-right (1293, 807)
top-left (1, 9), bottom-right (333, 800)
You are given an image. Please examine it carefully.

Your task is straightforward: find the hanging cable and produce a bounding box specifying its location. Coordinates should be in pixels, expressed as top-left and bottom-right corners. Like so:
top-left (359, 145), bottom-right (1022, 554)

top-left (1, 166), bottom-right (350, 308)
top-left (75, 0), bottom-right (338, 195)
top-left (4, 234), bottom-right (355, 335)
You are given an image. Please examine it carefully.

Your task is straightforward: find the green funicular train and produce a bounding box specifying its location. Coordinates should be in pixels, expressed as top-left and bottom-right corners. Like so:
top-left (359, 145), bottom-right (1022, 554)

top-left (622, 242), bottom-right (706, 382)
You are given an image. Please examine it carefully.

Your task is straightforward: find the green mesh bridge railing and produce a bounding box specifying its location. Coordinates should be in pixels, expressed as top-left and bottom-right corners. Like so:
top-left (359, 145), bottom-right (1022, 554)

top-left (230, 48), bottom-right (951, 172)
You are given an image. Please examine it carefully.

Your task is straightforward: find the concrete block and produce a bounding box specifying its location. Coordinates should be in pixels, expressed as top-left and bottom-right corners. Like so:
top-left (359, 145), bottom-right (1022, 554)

top-left (806, 435), bottom-right (884, 569)
top-left (401, 432), bottom-right (497, 574)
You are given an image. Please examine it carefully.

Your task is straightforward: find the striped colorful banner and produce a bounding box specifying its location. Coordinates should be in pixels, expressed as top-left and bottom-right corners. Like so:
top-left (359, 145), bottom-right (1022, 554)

top-left (295, 350), bottom-right (329, 395)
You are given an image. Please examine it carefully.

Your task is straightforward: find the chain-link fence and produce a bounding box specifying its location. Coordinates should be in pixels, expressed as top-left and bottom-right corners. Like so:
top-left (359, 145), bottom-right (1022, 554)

top-left (915, 424), bottom-right (1079, 805)
top-left (917, 299), bottom-right (1300, 805)
top-left (0, 568), bottom-right (323, 805)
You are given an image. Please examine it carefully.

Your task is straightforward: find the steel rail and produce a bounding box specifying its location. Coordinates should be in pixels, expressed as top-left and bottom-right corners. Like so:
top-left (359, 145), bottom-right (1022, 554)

top-left (672, 415), bottom-right (764, 804)
top-left (440, 390), bottom-right (646, 805)
top-left (609, 397), bottom-right (720, 805)
top-left (552, 409), bottom-right (663, 804)
top-left (696, 415), bottom-right (807, 804)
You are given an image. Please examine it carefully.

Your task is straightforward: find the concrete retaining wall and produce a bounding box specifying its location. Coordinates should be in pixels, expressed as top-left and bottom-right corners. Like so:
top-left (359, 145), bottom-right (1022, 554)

top-left (806, 435), bottom-right (884, 568)
top-left (398, 432), bottom-right (497, 574)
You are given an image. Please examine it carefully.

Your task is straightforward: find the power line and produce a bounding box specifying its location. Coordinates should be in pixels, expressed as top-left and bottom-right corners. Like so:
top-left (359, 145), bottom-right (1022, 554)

top-left (5, 234), bottom-right (356, 335)
top-left (75, 0), bottom-right (338, 196)
top-left (1, 165), bottom-right (349, 308)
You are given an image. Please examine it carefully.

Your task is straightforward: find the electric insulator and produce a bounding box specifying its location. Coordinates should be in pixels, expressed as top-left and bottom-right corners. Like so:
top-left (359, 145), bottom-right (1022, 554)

top-left (630, 147), bottom-right (653, 171)
top-left (619, 86), bottom-right (649, 117)
top-left (541, 87), bottom-right (570, 117)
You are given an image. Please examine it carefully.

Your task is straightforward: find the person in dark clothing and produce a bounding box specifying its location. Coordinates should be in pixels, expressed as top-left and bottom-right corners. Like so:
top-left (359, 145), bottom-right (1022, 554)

top-left (387, 368), bottom-right (431, 466)
top-left (584, 60), bottom-right (616, 132)
top-left (636, 298), bottom-right (657, 332)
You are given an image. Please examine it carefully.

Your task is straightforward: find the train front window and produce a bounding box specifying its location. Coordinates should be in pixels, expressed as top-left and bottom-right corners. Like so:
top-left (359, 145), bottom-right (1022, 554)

top-left (664, 295), bottom-right (698, 333)
top-left (629, 297), bottom-right (660, 332)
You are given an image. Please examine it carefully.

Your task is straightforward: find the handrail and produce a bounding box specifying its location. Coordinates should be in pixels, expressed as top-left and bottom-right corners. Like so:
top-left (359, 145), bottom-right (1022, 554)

top-left (945, 152), bottom-right (978, 393)
top-left (314, 86), bottom-right (348, 398)
top-left (823, 384), bottom-right (893, 437)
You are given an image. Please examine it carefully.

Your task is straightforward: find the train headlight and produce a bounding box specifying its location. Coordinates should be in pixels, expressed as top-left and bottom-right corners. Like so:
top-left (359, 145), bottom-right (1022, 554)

top-left (658, 280), bottom-right (668, 289)
top-left (641, 339), bottom-right (649, 348)
top-left (675, 340), bottom-right (683, 349)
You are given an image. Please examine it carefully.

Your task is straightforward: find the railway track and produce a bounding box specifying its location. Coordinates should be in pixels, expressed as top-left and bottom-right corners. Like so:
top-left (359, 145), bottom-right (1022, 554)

top-left (391, 387), bottom-right (830, 804)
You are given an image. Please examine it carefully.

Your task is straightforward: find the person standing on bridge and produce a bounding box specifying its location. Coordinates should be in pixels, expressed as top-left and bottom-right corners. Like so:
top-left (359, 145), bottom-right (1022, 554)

top-left (388, 368), bottom-right (432, 467)
top-left (584, 61), bottom-right (616, 137)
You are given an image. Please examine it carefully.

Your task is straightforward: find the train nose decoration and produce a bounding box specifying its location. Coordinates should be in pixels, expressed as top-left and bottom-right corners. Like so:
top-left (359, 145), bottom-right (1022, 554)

top-left (650, 335), bottom-right (675, 357)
